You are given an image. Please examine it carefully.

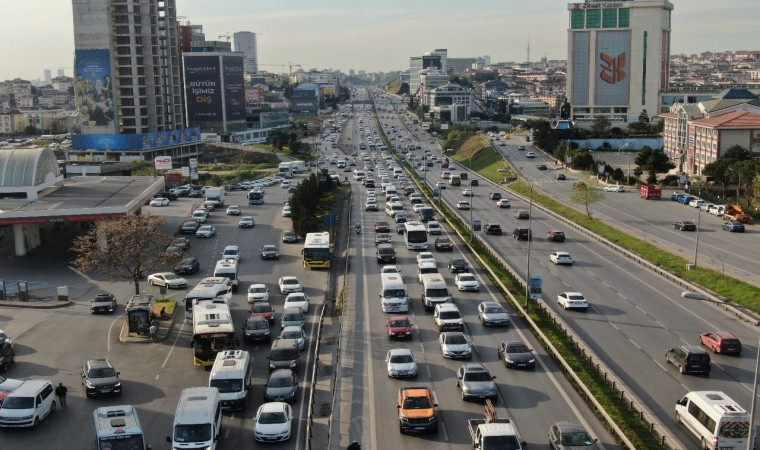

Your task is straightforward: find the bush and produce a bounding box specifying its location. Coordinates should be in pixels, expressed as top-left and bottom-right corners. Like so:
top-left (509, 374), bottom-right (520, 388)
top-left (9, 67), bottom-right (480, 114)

top-left (660, 175), bottom-right (680, 186)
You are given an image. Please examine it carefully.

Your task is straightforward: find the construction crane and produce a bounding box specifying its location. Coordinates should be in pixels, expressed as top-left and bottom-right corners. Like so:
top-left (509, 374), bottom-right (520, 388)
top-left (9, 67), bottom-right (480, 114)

top-left (258, 61), bottom-right (302, 75)
top-left (219, 33), bottom-right (231, 42)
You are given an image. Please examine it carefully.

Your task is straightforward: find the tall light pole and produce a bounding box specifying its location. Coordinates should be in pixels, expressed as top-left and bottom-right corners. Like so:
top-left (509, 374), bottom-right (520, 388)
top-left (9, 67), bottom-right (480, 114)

top-left (693, 185), bottom-right (702, 268)
top-left (524, 167), bottom-right (559, 309)
top-left (618, 142), bottom-right (630, 184)
top-left (729, 167), bottom-right (742, 206)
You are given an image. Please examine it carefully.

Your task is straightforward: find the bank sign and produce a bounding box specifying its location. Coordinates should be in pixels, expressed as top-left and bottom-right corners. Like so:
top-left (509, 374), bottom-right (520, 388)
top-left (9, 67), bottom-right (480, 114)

top-left (595, 31), bottom-right (631, 105)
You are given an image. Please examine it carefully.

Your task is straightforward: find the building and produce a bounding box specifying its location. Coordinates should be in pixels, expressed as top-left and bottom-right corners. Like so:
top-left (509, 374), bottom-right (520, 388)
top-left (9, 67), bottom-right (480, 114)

top-left (566, 0), bottom-right (674, 125)
top-left (409, 51), bottom-right (445, 95)
top-left (44, 70), bottom-right (52, 83)
top-left (234, 32), bottom-right (258, 73)
top-left (686, 111), bottom-right (760, 174)
top-left (70, 0), bottom-right (202, 163)
top-left (290, 84), bottom-right (321, 116)
top-left (292, 71), bottom-right (340, 102)
top-left (427, 83), bottom-right (473, 125)
top-left (183, 52), bottom-right (247, 135)
top-left (0, 110), bottom-right (27, 134)
top-left (418, 70), bottom-right (450, 107)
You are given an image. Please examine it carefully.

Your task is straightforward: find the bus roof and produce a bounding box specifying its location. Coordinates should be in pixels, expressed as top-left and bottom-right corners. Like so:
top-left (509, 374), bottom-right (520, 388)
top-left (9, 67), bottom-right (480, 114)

top-left (94, 405), bottom-right (143, 436)
top-left (304, 232), bottom-right (330, 248)
top-left (193, 303), bottom-right (234, 334)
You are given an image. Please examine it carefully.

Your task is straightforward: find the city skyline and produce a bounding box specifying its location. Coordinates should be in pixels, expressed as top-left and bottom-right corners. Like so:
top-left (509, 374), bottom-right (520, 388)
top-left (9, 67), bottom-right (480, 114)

top-left (2, 0), bottom-right (758, 81)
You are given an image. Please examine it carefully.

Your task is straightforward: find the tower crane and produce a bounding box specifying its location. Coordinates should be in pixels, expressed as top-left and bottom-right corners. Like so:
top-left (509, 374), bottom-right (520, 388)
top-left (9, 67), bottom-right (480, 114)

top-left (219, 33), bottom-right (231, 42)
top-left (258, 61), bottom-right (302, 75)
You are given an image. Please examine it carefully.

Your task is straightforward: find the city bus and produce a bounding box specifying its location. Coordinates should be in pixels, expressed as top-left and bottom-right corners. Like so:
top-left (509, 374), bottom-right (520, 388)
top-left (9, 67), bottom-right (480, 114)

top-left (302, 232), bottom-right (331, 269)
top-left (404, 221), bottom-right (428, 250)
top-left (247, 189), bottom-right (264, 205)
top-left (184, 277), bottom-right (233, 321)
top-left (192, 302), bottom-right (236, 367)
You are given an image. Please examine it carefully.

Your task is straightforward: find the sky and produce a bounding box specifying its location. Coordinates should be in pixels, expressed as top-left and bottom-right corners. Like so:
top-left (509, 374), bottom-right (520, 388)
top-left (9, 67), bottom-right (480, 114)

top-left (1, 0), bottom-right (758, 81)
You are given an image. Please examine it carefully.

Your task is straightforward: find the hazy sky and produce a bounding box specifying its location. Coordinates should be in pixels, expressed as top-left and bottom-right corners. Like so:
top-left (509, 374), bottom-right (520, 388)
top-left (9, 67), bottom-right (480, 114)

top-left (2, 0), bottom-right (757, 81)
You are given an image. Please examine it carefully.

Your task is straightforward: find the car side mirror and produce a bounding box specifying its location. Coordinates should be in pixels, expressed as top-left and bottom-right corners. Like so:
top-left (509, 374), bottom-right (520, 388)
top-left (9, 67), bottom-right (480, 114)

top-left (520, 441), bottom-right (527, 447)
top-left (491, 376), bottom-right (496, 380)
top-left (166, 437), bottom-right (171, 443)
top-left (116, 372), bottom-right (120, 375)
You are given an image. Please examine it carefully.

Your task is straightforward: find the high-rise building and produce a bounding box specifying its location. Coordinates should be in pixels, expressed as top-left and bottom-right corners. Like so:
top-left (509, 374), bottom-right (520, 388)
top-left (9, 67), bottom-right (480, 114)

top-left (566, 0), bottom-right (674, 125)
top-left (234, 31), bottom-right (258, 73)
top-left (183, 52), bottom-right (247, 134)
top-left (57, 69), bottom-right (65, 77)
top-left (44, 70), bottom-right (52, 83)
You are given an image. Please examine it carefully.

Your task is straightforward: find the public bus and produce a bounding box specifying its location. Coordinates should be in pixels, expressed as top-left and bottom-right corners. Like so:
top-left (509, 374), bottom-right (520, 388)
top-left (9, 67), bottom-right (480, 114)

top-left (404, 221), bottom-right (428, 250)
top-left (192, 302), bottom-right (236, 367)
top-left (184, 277), bottom-right (233, 322)
top-left (247, 189), bottom-right (264, 205)
top-left (302, 232), bottom-right (331, 269)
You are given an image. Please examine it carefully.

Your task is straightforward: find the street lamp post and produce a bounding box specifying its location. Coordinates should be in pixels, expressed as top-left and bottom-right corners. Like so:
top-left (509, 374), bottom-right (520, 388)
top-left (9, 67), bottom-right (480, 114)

top-left (729, 167), bottom-right (742, 206)
top-left (523, 167), bottom-right (559, 309)
top-left (694, 186), bottom-right (702, 268)
top-left (618, 143), bottom-right (630, 183)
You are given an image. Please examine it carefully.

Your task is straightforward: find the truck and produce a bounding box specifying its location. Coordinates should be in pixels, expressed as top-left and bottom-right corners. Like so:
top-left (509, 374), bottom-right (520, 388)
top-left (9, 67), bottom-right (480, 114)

top-left (639, 185), bottom-right (662, 199)
top-left (278, 162), bottom-right (292, 178)
top-left (289, 160), bottom-right (305, 173)
top-left (204, 187), bottom-right (225, 207)
top-left (724, 205), bottom-right (753, 223)
top-left (397, 387), bottom-right (438, 434)
top-left (468, 400), bottom-right (525, 450)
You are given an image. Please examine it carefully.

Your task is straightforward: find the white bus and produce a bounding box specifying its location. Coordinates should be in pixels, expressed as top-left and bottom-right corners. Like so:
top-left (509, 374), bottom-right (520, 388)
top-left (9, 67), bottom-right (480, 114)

top-left (184, 277), bottom-right (233, 321)
top-left (675, 391), bottom-right (750, 450)
top-left (302, 232), bottom-right (331, 269)
top-left (192, 303), bottom-right (236, 367)
top-left (380, 273), bottom-right (408, 313)
top-left (213, 259), bottom-right (239, 290)
top-left (93, 405), bottom-right (148, 450)
top-left (404, 221), bottom-right (428, 250)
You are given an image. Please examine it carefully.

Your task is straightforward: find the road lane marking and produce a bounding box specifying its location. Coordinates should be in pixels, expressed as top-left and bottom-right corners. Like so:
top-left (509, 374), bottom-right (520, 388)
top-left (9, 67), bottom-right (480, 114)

top-left (161, 320), bottom-right (186, 369)
top-left (107, 312), bottom-right (126, 353)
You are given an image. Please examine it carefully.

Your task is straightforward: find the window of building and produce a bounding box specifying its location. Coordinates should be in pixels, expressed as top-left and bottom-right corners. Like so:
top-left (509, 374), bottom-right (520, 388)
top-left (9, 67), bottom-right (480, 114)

top-left (752, 130), bottom-right (760, 139)
top-left (603, 9), bottom-right (618, 28)
top-left (571, 10), bottom-right (586, 29)
top-left (613, 107), bottom-right (628, 114)
top-left (586, 9), bottom-right (601, 28)
top-left (618, 8), bottom-right (630, 27)
top-left (595, 108), bottom-right (611, 113)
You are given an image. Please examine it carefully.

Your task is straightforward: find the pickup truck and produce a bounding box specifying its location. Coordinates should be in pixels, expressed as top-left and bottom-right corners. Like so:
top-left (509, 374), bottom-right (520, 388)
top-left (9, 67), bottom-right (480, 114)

top-left (468, 400), bottom-right (525, 449)
top-left (397, 387), bottom-right (438, 434)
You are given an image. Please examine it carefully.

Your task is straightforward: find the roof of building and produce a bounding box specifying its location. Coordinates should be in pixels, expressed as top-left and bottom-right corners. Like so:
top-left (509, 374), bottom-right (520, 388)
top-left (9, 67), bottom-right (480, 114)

top-left (717, 88), bottom-right (759, 100)
top-left (690, 110), bottom-right (760, 128)
top-left (700, 97), bottom-right (760, 113)
top-left (0, 147), bottom-right (60, 188)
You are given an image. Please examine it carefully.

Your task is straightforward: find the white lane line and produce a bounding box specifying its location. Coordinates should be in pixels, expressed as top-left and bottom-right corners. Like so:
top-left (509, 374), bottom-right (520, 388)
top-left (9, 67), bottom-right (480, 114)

top-left (295, 301), bottom-right (321, 446)
top-left (440, 421), bottom-right (450, 442)
top-left (107, 312), bottom-right (126, 353)
top-left (161, 320), bottom-right (186, 369)
top-left (628, 339), bottom-right (641, 350)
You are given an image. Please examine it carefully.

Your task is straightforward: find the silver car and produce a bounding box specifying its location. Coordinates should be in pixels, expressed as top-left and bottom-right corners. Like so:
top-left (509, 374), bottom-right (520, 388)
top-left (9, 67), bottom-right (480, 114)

top-left (385, 348), bottom-right (418, 378)
top-left (456, 363), bottom-right (497, 401)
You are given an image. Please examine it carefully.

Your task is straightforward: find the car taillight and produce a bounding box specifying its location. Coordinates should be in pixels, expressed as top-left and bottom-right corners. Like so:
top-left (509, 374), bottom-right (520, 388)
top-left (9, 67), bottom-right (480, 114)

top-left (712, 436), bottom-right (718, 447)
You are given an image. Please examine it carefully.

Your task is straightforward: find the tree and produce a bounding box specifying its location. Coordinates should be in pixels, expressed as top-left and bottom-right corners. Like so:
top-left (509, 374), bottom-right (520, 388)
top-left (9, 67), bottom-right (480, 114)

top-left (634, 146), bottom-right (675, 184)
top-left (590, 116), bottom-right (611, 137)
top-left (638, 109), bottom-right (650, 124)
top-left (723, 145), bottom-right (751, 161)
top-left (570, 182), bottom-right (605, 218)
top-left (70, 214), bottom-right (180, 295)
top-left (559, 100), bottom-right (571, 120)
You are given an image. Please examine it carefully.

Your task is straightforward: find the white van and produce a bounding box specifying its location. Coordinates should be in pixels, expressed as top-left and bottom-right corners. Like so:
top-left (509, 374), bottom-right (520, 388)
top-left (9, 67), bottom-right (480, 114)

top-left (0, 379), bottom-right (56, 428)
top-left (427, 221), bottom-right (442, 235)
top-left (214, 258), bottom-right (239, 290)
top-left (380, 273), bottom-right (408, 312)
top-left (94, 405), bottom-right (149, 450)
top-left (384, 187), bottom-right (398, 201)
top-left (168, 387), bottom-right (222, 449)
top-left (209, 350), bottom-right (252, 410)
top-left (353, 170), bottom-right (366, 181)
top-left (420, 273), bottom-right (452, 312)
top-left (385, 202), bottom-right (405, 218)
top-left (192, 209), bottom-right (208, 223)
top-left (675, 391), bottom-right (750, 450)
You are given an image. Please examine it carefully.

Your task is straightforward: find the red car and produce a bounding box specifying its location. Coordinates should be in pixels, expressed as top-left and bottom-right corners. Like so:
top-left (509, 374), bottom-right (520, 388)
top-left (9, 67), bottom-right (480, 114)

top-left (435, 237), bottom-right (454, 251)
top-left (375, 222), bottom-right (391, 233)
top-left (699, 331), bottom-right (742, 354)
top-left (250, 302), bottom-right (275, 324)
top-left (386, 316), bottom-right (413, 340)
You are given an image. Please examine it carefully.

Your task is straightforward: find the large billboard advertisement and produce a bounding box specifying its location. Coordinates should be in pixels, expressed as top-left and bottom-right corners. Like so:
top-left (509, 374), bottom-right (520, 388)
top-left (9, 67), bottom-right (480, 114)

top-left (72, 127), bottom-right (201, 150)
top-left (184, 55), bottom-right (223, 122)
top-left (74, 49), bottom-right (115, 132)
top-left (222, 55), bottom-right (246, 121)
top-left (595, 30), bottom-right (631, 106)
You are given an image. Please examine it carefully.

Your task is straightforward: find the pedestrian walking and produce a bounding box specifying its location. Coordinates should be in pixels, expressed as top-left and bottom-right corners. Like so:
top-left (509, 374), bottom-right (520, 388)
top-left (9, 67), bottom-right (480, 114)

top-left (149, 324), bottom-right (158, 343)
top-left (55, 382), bottom-right (67, 407)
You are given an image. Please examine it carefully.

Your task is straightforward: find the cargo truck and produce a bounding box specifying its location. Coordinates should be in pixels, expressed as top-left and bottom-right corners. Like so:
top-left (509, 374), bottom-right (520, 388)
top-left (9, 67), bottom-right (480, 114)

top-left (468, 400), bottom-right (525, 449)
top-left (724, 205), bottom-right (753, 223)
top-left (639, 185), bottom-right (662, 199)
top-left (204, 187), bottom-right (225, 207)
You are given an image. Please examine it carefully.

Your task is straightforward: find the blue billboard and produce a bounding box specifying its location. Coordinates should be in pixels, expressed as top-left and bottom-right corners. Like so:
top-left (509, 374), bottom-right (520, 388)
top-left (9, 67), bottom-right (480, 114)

top-left (223, 55), bottom-right (246, 121)
top-left (74, 49), bottom-right (115, 132)
top-left (72, 128), bottom-right (201, 151)
top-left (184, 55), bottom-right (223, 122)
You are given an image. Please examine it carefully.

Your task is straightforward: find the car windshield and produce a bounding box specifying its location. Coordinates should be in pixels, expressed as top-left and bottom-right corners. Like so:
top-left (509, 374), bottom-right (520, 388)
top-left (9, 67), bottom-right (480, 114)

top-left (1, 397), bottom-right (33, 409)
top-left (451, 259), bottom-right (464, 265)
top-left (283, 313), bottom-right (302, 321)
top-left (463, 371), bottom-right (492, 381)
top-left (427, 288), bottom-right (449, 297)
top-left (267, 375), bottom-right (295, 388)
top-left (263, 246), bottom-right (276, 252)
top-left (568, 294), bottom-right (585, 301)
top-left (246, 320), bottom-right (267, 330)
top-left (403, 397), bottom-right (431, 409)
top-left (283, 279), bottom-right (298, 285)
top-left (258, 411), bottom-right (287, 424)
top-left (561, 431), bottom-right (595, 446)
top-left (446, 334), bottom-right (467, 345)
top-left (384, 289), bottom-right (406, 299)
top-left (439, 311), bottom-right (461, 320)
top-left (252, 304), bottom-right (271, 313)
top-left (249, 287), bottom-right (266, 294)
top-left (210, 378), bottom-right (243, 393)
top-left (281, 330), bottom-right (302, 340)
top-left (482, 435), bottom-right (521, 449)
top-left (163, 274), bottom-right (180, 280)
top-left (271, 349), bottom-right (298, 360)
top-left (174, 424), bottom-right (212, 443)
top-left (89, 368), bottom-right (116, 378)
top-left (389, 319), bottom-right (410, 328)
top-left (485, 306), bottom-right (504, 314)
top-left (507, 344), bottom-right (529, 353)
top-left (390, 354), bottom-right (414, 364)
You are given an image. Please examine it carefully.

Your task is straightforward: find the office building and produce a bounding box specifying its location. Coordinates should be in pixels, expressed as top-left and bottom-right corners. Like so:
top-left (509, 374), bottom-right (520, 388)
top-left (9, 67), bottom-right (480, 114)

top-left (234, 32), bottom-right (258, 73)
top-left (566, 0), bottom-right (674, 125)
top-left (44, 70), bottom-right (52, 83)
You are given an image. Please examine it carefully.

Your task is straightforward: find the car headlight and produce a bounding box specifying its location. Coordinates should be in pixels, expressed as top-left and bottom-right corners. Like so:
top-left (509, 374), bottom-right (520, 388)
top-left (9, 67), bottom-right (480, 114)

top-left (85, 380), bottom-right (95, 388)
top-left (114, 382), bottom-right (121, 388)
top-left (289, 361), bottom-right (297, 368)
top-left (528, 358), bottom-right (536, 363)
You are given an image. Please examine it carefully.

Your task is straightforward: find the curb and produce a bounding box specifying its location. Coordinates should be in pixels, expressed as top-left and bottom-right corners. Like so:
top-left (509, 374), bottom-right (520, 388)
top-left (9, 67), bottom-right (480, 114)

top-left (0, 299), bottom-right (72, 309)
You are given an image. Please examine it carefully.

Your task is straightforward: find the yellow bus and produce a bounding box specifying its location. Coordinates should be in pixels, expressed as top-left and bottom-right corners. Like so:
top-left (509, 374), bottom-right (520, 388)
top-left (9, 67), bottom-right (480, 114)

top-left (302, 232), bottom-right (331, 269)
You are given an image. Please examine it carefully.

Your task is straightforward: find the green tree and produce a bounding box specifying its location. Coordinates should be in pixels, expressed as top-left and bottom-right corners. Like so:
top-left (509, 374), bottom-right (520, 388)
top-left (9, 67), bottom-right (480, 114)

top-left (703, 158), bottom-right (734, 198)
top-left (70, 214), bottom-right (181, 295)
top-left (638, 109), bottom-right (650, 124)
top-left (723, 145), bottom-right (751, 161)
top-left (634, 146), bottom-right (675, 184)
top-left (570, 182), bottom-right (605, 218)
top-left (590, 116), bottom-right (611, 137)
top-left (559, 100), bottom-right (571, 120)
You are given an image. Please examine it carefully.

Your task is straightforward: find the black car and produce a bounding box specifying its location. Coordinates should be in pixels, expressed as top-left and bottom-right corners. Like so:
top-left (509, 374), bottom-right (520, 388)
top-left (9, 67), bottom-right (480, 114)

top-left (489, 192), bottom-right (502, 200)
top-left (673, 220), bottom-right (697, 231)
top-left (174, 257), bottom-right (200, 275)
top-left (0, 341), bottom-right (16, 372)
top-left (537, 164), bottom-right (548, 170)
top-left (497, 341), bottom-right (536, 369)
top-left (264, 369), bottom-right (297, 403)
top-left (448, 257), bottom-right (468, 273)
top-left (665, 345), bottom-right (711, 374)
top-left (722, 221), bottom-right (745, 232)
top-left (555, 173), bottom-right (566, 181)
top-left (171, 237), bottom-right (190, 250)
top-left (180, 219), bottom-right (200, 234)
top-left (188, 189), bottom-right (202, 198)
top-left (485, 223), bottom-right (503, 235)
top-left (156, 190), bottom-right (178, 200)
top-left (242, 316), bottom-right (271, 344)
top-left (470, 179), bottom-right (479, 186)
top-left (90, 293), bottom-right (118, 314)
top-left (512, 227), bottom-right (532, 240)
top-left (376, 243), bottom-right (397, 264)
top-left (82, 359), bottom-right (122, 397)
top-left (375, 233), bottom-right (392, 246)
top-left (260, 245), bottom-right (280, 260)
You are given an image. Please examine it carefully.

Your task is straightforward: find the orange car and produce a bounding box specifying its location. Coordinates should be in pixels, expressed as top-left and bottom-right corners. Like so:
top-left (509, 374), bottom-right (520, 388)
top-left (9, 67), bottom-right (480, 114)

top-left (398, 387), bottom-right (438, 434)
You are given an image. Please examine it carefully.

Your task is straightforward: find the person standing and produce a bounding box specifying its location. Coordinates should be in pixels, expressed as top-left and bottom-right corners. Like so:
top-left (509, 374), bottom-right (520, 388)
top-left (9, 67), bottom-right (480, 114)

top-left (55, 382), bottom-right (67, 407)
top-left (149, 324), bottom-right (158, 343)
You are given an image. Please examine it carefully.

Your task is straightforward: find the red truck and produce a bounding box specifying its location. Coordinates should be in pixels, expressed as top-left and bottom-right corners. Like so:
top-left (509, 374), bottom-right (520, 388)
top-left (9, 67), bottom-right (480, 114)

top-left (639, 185), bottom-right (662, 199)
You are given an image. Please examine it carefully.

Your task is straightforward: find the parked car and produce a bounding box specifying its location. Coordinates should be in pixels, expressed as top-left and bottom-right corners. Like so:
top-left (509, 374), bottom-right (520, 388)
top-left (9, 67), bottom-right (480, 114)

top-left (149, 197), bottom-right (170, 207)
top-left (604, 185), bottom-right (626, 192)
top-left (180, 219), bottom-right (200, 234)
top-left (147, 272), bottom-right (187, 289)
top-left (195, 225), bottom-right (216, 238)
top-left (174, 257), bottom-right (200, 275)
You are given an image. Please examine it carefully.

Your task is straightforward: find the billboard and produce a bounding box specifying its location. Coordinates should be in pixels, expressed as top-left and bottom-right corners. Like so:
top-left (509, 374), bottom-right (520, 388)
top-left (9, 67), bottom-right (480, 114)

top-left (595, 31), bottom-right (631, 106)
top-left (222, 55), bottom-right (246, 121)
top-left (72, 128), bottom-right (201, 150)
top-left (184, 55), bottom-right (223, 122)
top-left (154, 156), bottom-right (172, 170)
top-left (74, 49), bottom-right (115, 132)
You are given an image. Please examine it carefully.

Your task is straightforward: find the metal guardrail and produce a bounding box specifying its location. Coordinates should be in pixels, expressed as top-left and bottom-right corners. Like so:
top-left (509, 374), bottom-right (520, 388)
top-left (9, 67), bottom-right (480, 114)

top-left (304, 302), bottom-right (326, 450)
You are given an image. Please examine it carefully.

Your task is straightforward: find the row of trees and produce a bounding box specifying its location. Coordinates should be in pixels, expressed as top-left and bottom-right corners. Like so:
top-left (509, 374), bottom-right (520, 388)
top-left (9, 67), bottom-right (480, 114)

top-left (702, 146), bottom-right (760, 206)
top-left (269, 130), bottom-right (308, 155)
top-left (289, 169), bottom-right (337, 236)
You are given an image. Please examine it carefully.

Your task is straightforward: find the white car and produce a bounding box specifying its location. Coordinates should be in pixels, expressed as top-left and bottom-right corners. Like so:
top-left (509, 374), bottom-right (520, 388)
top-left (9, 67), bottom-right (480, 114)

top-left (278, 276), bottom-right (302, 294)
top-left (0, 329), bottom-right (12, 346)
top-left (558, 292), bottom-right (588, 310)
top-left (247, 284), bottom-right (269, 303)
top-left (439, 332), bottom-right (472, 359)
top-left (147, 272), bottom-right (188, 289)
top-left (603, 184), bottom-right (626, 192)
top-left (455, 273), bottom-right (480, 291)
top-left (462, 189), bottom-right (474, 197)
top-left (284, 292), bottom-right (310, 313)
top-left (550, 251), bottom-right (573, 265)
top-left (380, 265), bottom-right (401, 275)
top-left (282, 205), bottom-right (292, 217)
top-left (279, 326), bottom-right (306, 351)
top-left (456, 201), bottom-right (470, 210)
top-left (281, 181), bottom-right (291, 189)
top-left (253, 402), bottom-right (293, 443)
top-left (195, 225), bottom-right (215, 238)
top-left (365, 200), bottom-right (378, 211)
top-left (149, 197), bottom-right (169, 207)
top-left (525, 151), bottom-right (536, 158)
top-left (226, 205), bottom-right (241, 215)
top-left (386, 348), bottom-right (418, 378)
top-left (239, 216), bottom-right (255, 228)
top-left (689, 199), bottom-right (706, 208)
top-left (222, 245), bottom-right (240, 262)
top-left (416, 252), bottom-right (436, 268)
top-left (412, 203), bottom-right (427, 213)
top-left (496, 199), bottom-right (511, 208)
top-left (477, 301), bottom-right (509, 326)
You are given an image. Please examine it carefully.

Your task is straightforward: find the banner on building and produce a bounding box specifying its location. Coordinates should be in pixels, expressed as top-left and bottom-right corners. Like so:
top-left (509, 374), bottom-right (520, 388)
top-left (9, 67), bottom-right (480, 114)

top-left (74, 49), bottom-right (115, 133)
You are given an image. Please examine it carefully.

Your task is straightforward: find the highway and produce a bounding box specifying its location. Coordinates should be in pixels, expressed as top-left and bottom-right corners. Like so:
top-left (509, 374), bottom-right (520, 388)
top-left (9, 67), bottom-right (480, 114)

top-left (370, 90), bottom-right (760, 449)
top-left (0, 170), bottom-right (325, 448)
top-left (326, 95), bottom-right (621, 449)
